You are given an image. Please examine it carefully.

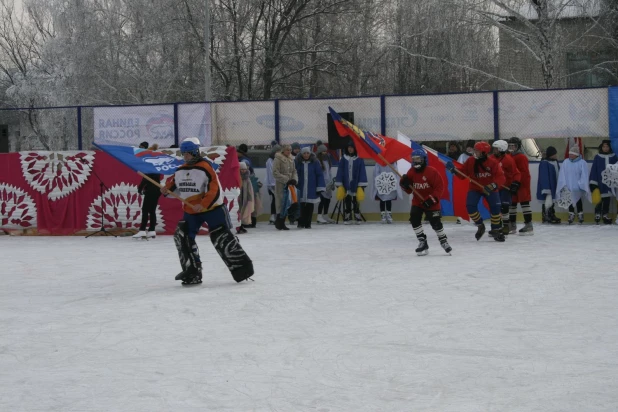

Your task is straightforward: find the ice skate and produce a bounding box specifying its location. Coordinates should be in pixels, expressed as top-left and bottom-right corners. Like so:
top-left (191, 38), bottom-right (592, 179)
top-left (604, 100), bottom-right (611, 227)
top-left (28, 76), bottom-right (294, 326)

top-left (518, 222), bottom-right (533, 236)
top-left (508, 221), bottom-right (517, 234)
top-left (354, 213), bottom-right (362, 225)
top-left (344, 213), bottom-right (351, 225)
top-left (502, 225), bottom-right (510, 235)
top-left (595, 214), bottom-right (601, 225)
top-left (380, 211), bottom-right (387, 224)
top-left (568, 212), bottom-right (575, 225)
top-left (147, 231), bottom-right (156, 239)
top-left (602, 214), bottom-right (612, 225)
top-left (578, 212), bottom-right (584, 225)
top-left (316, 214), bottom-right (328, 225)
top-left (488, 229), bottom-right (506, 242)
top-left (269, 214), bottom-right (276, 225)
top-left (415, 239), bottom-right (429, 256)
top-left (132, 230), bottom-right (148, 240)
top-left (324, 215), bottom-right (335, 224)
top-left (440, 240), bottom-right (452, 255)
top-left (475, 223), bottom-right (486, 241)
top-left (175, 266), bottom-right (202, 285)
top-left (386, 211), bottom-right (393, 224)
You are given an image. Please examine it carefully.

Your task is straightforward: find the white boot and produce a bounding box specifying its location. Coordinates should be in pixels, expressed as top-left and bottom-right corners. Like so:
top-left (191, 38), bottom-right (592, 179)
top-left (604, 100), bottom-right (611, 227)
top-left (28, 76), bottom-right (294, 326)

top-left (386, 211), bottom-right (393, 224)
top-left (269, 214), bottom-right (276, 225)
top-left (380, 211), bottom-right (387, 224)
top-left (132, 230), bottom-right (147, 239)
top-left (324, 214), bottom-right (335, 223)
top-left (147, 231), bottom-right (156, 238)
top-left (317, 214), bottom-right (328, 224)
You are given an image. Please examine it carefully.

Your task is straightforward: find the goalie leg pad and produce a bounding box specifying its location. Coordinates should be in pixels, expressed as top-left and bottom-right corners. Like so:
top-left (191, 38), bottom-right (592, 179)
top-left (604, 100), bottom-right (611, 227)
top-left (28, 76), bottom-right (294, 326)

top-left (210, 226), bottom-right (254, 282)
top-left (174, 220), bottom-right (201, 274)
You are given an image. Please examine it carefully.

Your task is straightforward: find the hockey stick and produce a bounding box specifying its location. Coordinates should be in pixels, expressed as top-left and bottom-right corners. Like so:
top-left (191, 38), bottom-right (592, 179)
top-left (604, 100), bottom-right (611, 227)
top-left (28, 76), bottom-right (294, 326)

top-left (138, 171), bottom-right (193, 207)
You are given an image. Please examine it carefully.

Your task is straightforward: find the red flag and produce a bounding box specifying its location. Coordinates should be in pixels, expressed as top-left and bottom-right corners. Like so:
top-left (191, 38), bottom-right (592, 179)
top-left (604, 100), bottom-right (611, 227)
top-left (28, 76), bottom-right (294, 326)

top-left (328, 107), bottom-right (412, 166)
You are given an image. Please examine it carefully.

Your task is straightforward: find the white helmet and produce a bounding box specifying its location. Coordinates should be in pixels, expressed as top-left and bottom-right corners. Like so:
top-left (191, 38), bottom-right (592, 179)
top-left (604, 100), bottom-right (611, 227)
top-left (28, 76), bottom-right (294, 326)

top-left (183, 137), bottom-right (201, 146)
top-left (492, 140), bottom-right (508, 153)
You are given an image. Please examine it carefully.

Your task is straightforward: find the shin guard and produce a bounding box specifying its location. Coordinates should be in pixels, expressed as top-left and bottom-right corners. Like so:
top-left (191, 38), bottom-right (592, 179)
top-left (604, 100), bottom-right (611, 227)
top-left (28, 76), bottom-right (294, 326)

top-left (174, 221), bottom-right (201, 273)
top-left (210, 226), bottom-right (254, 282)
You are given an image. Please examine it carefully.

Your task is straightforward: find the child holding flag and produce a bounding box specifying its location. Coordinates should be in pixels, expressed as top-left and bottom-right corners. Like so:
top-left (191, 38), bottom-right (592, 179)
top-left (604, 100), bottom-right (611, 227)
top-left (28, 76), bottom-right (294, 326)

top-left (399, 149), bottom-right (452, 255)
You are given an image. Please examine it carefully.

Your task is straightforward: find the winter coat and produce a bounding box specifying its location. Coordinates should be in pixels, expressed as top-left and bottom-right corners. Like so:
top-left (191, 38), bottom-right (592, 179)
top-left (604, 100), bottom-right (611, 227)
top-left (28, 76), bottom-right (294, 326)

top-left (295, 153), bottom-right (326, 204)
top-left (536, 159), bottom-right (560, 200)
top-left (272, 152), bottom-right (298, 213)
top-left (556, 156), bottom-right (591, 208)
top-left (335, 154), bottom-right (368, 195)
top-left (371, 163), bottom-right (402, 201)
top-left (589, 152), bottom-right (618, 197)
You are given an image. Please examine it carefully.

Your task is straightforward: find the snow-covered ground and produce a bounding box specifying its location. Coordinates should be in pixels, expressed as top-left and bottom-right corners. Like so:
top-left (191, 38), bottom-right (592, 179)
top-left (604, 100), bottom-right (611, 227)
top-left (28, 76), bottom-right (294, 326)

top-left (1, 222), bottom-right (617, 412)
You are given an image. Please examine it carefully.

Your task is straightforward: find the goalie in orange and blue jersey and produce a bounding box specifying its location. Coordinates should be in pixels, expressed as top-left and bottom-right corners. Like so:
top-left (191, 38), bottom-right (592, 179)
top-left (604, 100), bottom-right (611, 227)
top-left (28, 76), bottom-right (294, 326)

top-left (162, 138), bottom-right (254, 285)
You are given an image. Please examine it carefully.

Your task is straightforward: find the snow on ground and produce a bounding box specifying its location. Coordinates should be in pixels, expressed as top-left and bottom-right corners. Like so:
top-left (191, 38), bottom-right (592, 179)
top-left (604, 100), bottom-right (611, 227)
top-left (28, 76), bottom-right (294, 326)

top-left (1, 222), bottom-right (617, 412)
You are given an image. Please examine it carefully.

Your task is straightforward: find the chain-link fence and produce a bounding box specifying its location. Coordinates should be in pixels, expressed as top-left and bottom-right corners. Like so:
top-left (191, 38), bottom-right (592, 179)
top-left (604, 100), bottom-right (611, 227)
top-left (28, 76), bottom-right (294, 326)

top-left (0, 87), bottom-right (611, 163)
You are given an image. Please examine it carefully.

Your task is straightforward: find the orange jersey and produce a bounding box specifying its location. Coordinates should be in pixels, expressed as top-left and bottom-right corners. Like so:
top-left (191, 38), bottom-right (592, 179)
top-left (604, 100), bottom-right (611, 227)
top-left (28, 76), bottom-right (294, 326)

top-left (165, 158), bottom-right (222, 214)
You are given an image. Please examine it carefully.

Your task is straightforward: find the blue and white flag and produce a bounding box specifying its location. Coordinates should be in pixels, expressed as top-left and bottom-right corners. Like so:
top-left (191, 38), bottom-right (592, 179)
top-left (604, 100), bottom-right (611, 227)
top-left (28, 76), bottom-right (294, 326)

top-left (95, 144), bottom-right (184, 174)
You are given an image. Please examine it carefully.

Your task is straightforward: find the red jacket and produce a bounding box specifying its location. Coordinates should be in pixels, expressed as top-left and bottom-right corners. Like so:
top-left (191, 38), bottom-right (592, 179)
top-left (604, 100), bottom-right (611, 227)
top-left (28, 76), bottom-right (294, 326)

top-left (510, 152), bottom-right (531, 202)
top-left (455, 156), bottom-right (505, 193)
top-left (493, 154), bottom-right (521, 187)
top-left (401, 166), bottom-right (444, 210)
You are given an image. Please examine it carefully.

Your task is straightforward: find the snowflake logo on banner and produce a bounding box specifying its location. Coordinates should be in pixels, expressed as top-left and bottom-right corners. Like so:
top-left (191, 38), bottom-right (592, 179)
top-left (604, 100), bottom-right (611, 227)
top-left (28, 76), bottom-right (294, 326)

top-left (0, 184), bottom-right (37, 229)
top-left (601, 164), bottom-right (618, 188)
top-left (86, 183), bottom-right (165, 231)
top-left (20, 151), bottom-right (95, 201)
top-left (556, 186), bottom-right (573, 209)
top-left (375, 172), bottom-right (398, 195)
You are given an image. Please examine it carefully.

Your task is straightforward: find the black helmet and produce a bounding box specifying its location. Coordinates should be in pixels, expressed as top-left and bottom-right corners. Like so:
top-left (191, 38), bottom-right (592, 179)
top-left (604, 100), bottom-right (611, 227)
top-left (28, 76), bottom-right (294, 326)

top-left (507, 137), bottom-right (521, 151)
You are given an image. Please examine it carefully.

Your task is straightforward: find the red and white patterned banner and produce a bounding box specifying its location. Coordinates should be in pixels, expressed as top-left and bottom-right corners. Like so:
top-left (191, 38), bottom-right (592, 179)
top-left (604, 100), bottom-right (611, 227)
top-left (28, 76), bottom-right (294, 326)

top-left (0, 147), bottom-right (241, 235)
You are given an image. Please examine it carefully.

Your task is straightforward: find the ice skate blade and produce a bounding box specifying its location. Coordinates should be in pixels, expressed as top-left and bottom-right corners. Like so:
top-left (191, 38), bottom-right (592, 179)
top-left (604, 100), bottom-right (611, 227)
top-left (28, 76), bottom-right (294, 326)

top-left (416, 250), bottom-right (429, 256)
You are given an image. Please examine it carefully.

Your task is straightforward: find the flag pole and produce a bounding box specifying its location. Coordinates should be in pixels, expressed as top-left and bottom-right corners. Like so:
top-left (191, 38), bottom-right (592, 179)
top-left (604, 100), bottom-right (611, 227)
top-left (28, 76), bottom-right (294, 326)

top-left (421, 145), bottom-right (492, 194)
top-left (138, 171), bottom-right (193, 207)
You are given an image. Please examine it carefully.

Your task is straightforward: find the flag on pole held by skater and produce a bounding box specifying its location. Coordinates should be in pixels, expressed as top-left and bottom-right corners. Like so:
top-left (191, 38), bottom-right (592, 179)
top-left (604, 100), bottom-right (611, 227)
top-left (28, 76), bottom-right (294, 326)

top-left (95, 143), bottom-right (184, 174)
top-left (328, 106), bottom-right (412, 165)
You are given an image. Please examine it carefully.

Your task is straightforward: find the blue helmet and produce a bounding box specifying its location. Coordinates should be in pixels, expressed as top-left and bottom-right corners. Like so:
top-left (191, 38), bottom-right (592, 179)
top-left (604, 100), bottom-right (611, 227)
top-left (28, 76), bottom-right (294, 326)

top-left (411, 149), bottom-right (427, 169)
top-left (180, 140), bottom-right (200, 157)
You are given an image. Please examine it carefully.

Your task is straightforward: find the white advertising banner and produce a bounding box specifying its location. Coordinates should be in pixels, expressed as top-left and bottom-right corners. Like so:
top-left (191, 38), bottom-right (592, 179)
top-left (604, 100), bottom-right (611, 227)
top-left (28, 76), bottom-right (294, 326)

top-left (499, 88), bottom-right (609, 138)
top-left (212, 101), bottom-right (275, 146)
top-left (385, 93), bottom-right (495, 142)
top-left (94, 105), bottom-right (175, 147)
top-left (177, 103), bottom-right (212, 146)
top-left (278, 97), bottom-right (381, 144)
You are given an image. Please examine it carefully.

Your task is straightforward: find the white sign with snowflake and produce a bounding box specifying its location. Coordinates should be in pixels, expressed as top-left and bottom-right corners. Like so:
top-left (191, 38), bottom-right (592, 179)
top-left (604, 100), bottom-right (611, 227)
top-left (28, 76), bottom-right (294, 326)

top-left (20, 151), bottom-right (95, 201)
top-left (556, 187), bottom-right (573, 209)
top-left (375, 172), bottom-right (398, 196)
top-left (601, 164), bottom-right (618, 188)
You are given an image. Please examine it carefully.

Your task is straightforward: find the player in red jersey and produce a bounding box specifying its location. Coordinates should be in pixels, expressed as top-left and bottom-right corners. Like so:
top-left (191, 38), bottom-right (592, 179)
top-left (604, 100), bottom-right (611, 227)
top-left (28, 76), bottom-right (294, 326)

top-left (507, 137), bottom-right (533, 235)
top-left (446, 141), bottom-right (506, 242)
top-left (492, 140), bottom-right (521, 236)
top-left (399, 149), bottom-right (452, 255)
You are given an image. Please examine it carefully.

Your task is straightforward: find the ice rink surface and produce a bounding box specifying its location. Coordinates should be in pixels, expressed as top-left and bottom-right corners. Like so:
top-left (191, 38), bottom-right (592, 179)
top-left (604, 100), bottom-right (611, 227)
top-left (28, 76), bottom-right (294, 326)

top-left (1, 222), bottom-right (617, 412)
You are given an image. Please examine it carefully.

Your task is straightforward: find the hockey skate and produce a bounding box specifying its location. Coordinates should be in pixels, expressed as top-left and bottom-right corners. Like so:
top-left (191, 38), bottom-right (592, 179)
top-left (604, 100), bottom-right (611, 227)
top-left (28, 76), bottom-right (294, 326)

top-left (502, 225), bottom-right (510, 235)
top-left (568, 212), bottom-right (575, 225)
top-left (132, 230), bottom-right (148, 240)
top-left (488, 229), bottom-right (505, 242)
top-left (547, 207), bottom-right (561, 224)
top-left (380, 211), bottom-right (387, 224)
top-left (518, 222), bottom-right (533, 235)
top-left (440, 240), bottom-right (452, 255)
top-left (602, 214), bottom-right (613, 225)
top-left (386, 211), bottom-right (393, 224)
top-left (508, 221), bottom-right (517, 234)
top-left (415, 239), bottom-right (429, 256)
top-left (475, 223), bottom-right (486, 241)
top-left (354, 213), bottom-right (362, 225)
top-left (578, 212), bottom-right (584, 225)
top-left (595, 214), bottom-right (601, 225)
top-left (344, 213), bottom-right (351, 225)
top-left (175, 266), bottom-right (202, 286)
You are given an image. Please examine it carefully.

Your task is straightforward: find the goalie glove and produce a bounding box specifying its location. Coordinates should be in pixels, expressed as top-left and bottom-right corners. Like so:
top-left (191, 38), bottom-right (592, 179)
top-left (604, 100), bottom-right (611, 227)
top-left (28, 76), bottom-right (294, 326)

top-left (422, 195), bottom-right (437, 209)
top-left (356, 187), bottom-right (365, 201)
top-left (509, 181), bottom-right (521, 194)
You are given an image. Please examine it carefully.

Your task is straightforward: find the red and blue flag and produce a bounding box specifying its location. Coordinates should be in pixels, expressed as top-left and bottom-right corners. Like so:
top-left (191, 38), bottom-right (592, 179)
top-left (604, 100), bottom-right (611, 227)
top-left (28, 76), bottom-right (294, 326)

top-left (95, 144), bottom-right (184, 175)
